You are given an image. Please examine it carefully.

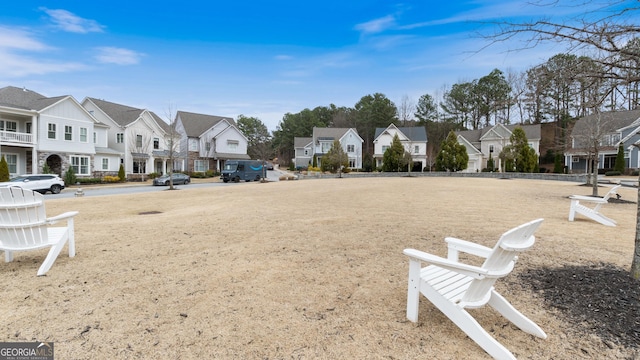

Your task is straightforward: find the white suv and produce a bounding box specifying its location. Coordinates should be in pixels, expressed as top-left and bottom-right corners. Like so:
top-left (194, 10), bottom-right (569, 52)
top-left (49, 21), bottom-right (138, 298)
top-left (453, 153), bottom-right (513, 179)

top-left (0, 174), bottom-right (66, 194)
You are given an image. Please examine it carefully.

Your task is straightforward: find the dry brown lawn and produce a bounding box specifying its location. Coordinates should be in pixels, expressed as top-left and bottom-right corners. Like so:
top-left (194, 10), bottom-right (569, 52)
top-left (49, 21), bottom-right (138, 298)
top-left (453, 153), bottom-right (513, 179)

top-left (1, 177), bottom-right (638, 359)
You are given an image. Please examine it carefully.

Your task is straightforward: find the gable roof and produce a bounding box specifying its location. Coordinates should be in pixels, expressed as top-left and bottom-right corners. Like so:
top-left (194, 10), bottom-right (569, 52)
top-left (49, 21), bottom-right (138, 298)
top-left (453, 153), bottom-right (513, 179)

top-left (177, 111), bottom-right (236, 137)
top-left (0, 86), bottom-right (67, 112)
top-left (374, 125), bottom-right (427, 142)
top-left (294, 137), bottom-right (312, 148)
top-left (86, 97), bottom-right (145, 126)
top-left (571, 109), bottom-right (640, 136)
top-left (313, 127), bottom-right (350, 141)
top-left (458, 124), bottom-right (541, 144)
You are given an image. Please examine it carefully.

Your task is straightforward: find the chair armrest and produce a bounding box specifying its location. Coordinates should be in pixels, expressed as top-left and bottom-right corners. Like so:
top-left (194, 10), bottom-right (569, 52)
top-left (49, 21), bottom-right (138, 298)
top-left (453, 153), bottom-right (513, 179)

top-left (46, 211), bottom-right (79, 225)
top-left (403, 248), bottom-right (488, 280)
top-left (569, 195), bottom-right (607, 203)
top-left (445, 237), bottom-right (492, 259)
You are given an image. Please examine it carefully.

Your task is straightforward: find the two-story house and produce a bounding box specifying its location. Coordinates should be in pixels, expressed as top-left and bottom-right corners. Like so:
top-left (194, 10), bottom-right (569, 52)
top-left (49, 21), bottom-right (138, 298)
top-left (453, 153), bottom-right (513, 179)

top-left (0, 86), bottom-right (99, 177)
top-left (373, 125), bottom-right (428, 171)
top-left (456, 124), bottom-right (541, 172)
top-left (293, 127), bottom-right (363, 170)
top-left (82, 98), bottom-right (180, 177)
top-left (174, 111), bottom-right (249, 173)
top-left (565, 109), bottom-right (640, 173)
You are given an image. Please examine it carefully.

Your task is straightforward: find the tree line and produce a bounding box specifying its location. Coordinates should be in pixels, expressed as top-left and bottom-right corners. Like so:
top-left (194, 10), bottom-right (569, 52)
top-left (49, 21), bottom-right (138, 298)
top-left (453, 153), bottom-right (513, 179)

top-left (237, 43), bottom-right (639, 169)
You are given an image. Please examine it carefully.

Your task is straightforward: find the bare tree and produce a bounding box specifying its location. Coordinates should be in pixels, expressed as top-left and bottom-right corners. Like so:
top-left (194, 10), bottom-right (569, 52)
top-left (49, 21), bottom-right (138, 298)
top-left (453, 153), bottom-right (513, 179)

top-left (483, 0), bottom-right (640, 279)
top-left (397, 95), bottom-right (416, 125)
top-left (163, 104), bottom-right (182, 190)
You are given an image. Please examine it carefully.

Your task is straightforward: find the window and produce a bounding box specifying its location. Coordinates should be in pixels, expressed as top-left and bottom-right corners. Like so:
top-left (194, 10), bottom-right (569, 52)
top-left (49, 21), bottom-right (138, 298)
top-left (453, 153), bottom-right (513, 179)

top-left (414, 145), bottom-right (419, 153)
top-left (572, 157), bottom-right (579, 163)
top-left (489, 145), bottom-right (494, 153)
top-left (26, 123), bottom-right (32, 134)
top-left (93, 132), bottom-right (97, 144)
top-left (227, 140), bottom-right (239, 151)
top-left (116, 133), bottom-right (124, 143)
top-left (70, 156), bottom-right (90, 175)
top-left (205, 142), bottom-right (211, 152)
top-left (321, 142), bottom-right (331, 153)
top-left (133, 160), bottom-right (146, 174)
top-left (65, 126), bottom-right (73, 141)
top-left (0, 121), bottom-right (17, 132)
top-left (347, 145), bottom-right (355, 152)
top-left (5, 154), bottom-right (16, 174)
top-left (48, 123), bottom-right (56, 139)
top-left (189, 138), bottom-right (198, 151)
top-left (194, 160), bottom-right (209, 172)
top-left (153, 138), bottom-right (160, 150)
top-left (80, 128), bottom-right (88, 142)
top-left (382, 145), bottom-right (390, 153)
top-left (102, 158), bottom-right (109, 170)
top-left (136, 134), bottom-right (143, 148)
top-left (349, 158), bottom-right (356, 168)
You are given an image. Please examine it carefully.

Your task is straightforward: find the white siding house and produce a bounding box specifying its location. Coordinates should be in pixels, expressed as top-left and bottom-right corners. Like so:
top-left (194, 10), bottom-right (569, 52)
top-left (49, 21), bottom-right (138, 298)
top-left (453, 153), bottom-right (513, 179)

top-left (456, 124), bottom-right (541, 172)
top-left (83, 98), bottom-right (179, 177)
top-left (373, 125), bottom-right (428, 171)
top-left (294, 127), bottom-right (364, 170)
top-left (0, 86), bottom-right (98, 177)
top-left (175, 111), bottom-right (249, 172)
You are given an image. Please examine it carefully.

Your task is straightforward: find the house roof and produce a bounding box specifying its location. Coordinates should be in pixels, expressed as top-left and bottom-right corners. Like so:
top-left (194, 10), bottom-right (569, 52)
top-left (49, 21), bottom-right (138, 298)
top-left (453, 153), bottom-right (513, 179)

top-left (374, 126), bottom-right (427, 142)
top-left (294, 137), bottom-right (312, 148)
top-left (86, 97), bottom-right (146, 126)
top-left (571, 109), bottom-right (640, 136)
top-left (312, 127), bottom-right (350, 141)
top-left (458, 124), bottom-right (541, 144)
top-left (0, 86), bottom-right (67, 111)
top-left (177, 111), bottom-right (236, 137)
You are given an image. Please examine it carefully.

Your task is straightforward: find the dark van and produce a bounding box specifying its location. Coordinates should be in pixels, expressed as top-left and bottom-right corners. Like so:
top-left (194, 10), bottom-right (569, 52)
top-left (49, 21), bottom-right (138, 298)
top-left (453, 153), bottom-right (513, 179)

top-left (221, 160), bottom-right (264, 183)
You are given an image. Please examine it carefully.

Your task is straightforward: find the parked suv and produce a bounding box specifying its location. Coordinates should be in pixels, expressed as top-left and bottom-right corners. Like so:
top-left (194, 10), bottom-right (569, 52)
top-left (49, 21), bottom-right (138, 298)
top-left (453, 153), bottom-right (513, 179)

top-left (0, 174), bottom-right (65, 194)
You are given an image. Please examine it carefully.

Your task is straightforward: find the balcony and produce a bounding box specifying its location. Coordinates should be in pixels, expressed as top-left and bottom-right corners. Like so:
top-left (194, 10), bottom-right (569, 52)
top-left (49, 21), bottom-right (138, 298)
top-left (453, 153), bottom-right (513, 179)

top-left (0, 131), bottom-right (33, 145)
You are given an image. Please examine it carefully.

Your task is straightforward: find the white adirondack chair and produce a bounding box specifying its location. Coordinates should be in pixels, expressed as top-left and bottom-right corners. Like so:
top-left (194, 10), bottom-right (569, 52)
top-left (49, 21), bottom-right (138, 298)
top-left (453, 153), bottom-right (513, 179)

top-left (0, 187), bottom-right (78, 276)
top-left (403, 218), bottom-right (546, 360)
top-left (568, 184), bottom-right (620, 227)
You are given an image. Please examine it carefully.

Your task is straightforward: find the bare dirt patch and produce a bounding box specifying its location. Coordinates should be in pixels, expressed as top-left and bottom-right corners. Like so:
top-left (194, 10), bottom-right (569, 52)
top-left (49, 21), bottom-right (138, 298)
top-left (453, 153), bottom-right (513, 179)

top-left (1, 177), bottom-right (639, 359)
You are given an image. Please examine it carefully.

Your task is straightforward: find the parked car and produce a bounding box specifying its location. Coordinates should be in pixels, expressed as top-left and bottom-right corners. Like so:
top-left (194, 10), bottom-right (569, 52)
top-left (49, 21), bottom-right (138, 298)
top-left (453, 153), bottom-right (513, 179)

top-left (266, 162), bottom-right (274, 170)
top-left (0, 174), bottom-right (65, 194)
top-left (152, 173), bottom-right (191, 186)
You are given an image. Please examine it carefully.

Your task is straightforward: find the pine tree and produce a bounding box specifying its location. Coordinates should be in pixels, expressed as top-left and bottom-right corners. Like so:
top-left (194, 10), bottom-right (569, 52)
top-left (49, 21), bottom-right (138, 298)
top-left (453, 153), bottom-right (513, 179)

top-left (435, 131), bottom-right (468, 172)
top-left (322, 140), bottom-right (348, 173)
top-left (118, 164), bottom-right (126, 182)
top-left (382, 134), bottom-right (406, 172)
top-left (0, 156), bottom-right (9, 182)
top-left (614, 144), bottom-right (625, 173)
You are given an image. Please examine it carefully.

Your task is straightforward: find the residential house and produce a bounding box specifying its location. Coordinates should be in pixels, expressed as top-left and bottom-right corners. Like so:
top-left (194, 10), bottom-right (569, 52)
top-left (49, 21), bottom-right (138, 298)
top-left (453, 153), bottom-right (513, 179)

top-left (174, 111), bottom-right (249, 173)
top-left (293, 127), bottom-right (364, 170)
top-left (82, 98), bottom-right (179, 177)
top-left (373, 125), bottom-right (428, 171)
top-left (0, 86), bottom-right (99, 177)
top-left (565, 109), bottom-right (640, 173)
top-left (293, 137), bottom-right (313, 169)
top-left (456, 123), bottom-right (541, 172)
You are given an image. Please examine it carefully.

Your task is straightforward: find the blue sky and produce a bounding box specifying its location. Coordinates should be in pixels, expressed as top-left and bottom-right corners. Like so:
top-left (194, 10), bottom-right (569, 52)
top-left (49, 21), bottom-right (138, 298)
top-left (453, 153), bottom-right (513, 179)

top-left (0, 1), bottom-right (623, 130)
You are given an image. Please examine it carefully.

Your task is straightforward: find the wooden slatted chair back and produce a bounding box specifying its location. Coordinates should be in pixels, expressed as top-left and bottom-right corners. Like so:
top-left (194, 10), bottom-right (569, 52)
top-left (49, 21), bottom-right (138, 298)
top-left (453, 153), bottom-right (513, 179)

top-left (460, 219), bottom-right (543, 307)
top-left (0, 187), bottom-right (49, 251)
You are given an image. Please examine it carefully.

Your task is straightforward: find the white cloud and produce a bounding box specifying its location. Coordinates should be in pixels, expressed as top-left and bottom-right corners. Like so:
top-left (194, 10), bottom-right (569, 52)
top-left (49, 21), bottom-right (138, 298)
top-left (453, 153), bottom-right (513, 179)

top-left (354, 15), bottom-right (396, 35)
top-left (40, 8), bottom-right (105, 33)
top-left (0, 26), bottom-right (85, 77)
top-left (0, 26), bottom-right (50, 51)
top-left (94, 47), bottom-right (144, 65)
